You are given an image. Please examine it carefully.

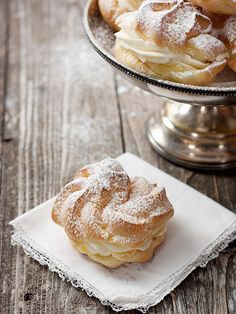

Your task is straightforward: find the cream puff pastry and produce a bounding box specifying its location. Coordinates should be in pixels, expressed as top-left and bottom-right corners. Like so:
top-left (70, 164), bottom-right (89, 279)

top-left (208, 15), bottom-right (236, 72)
top-left (114, 0), bottom-right (228, 85)
top-left (189, 0), bottom-right (236, 15)
top-left (218, 16), bottom-right (236, 72)
top-left (51, 158), bottom-right (174, 268)
top-left (98, 0), bottom-right (143, 31)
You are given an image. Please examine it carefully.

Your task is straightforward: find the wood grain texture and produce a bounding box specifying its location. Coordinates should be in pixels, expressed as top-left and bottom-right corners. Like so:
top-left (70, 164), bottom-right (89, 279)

top-left (1, 0), bottom-right (117, 313)
top-left (0, 0), bottom-right (235, 313)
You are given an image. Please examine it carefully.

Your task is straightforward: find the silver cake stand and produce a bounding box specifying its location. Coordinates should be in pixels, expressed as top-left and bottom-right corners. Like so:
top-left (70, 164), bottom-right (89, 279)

top-left (84, 0), bottom-right (236, 170)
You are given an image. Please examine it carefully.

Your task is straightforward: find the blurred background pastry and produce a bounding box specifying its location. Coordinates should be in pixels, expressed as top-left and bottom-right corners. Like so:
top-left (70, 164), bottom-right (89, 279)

top-left (197, 11), bottom-right (236, 73)
top-left (114, 0), bottom-right (228, 85)
top-left (188, 0), bottom-right (236, 73)
top-left (98, 0), bottom-right (143, 31)
top-left (189, 0), bottom-right (236, 15)
top-left (51, 158), bottom-right (174, 268)
top-left (218, 16), bottom-right (236, 72)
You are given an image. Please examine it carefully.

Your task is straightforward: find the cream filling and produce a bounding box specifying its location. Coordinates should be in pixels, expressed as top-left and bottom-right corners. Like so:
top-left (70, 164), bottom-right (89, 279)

top-left (84, 227), bottom-right (166, 256)
top-left (115, 24), bottom-right (227, 69)
top-left (116, 30), bottom-right (208, 68)
top-left (85, 239), bottom-right (152, 256)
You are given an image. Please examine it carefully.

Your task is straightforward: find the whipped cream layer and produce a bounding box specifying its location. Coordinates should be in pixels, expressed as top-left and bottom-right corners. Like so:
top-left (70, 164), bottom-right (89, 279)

top-left (85, 238), bottom-right (152, 256)
top-left (115, 12), bottom-right (227, 69)
top-left (84, 227), bottom-right (166, 256)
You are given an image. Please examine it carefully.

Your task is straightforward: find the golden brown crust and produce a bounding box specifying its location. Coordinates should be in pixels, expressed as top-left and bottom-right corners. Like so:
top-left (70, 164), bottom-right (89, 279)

top-left (200, 10), bottom-right (236, 72)
top-left (51, 158), bottom-right (174, 268)
top-left (135, 0), bottom-right (212, 51)
top-left (218, 16), bottom-right (236, 72)
top-left (98, 0), bottom-right (143, 31)
top-left (189, 0), bottom-right (236, 15)
top-left (194, 10), bottom-right (236, 72)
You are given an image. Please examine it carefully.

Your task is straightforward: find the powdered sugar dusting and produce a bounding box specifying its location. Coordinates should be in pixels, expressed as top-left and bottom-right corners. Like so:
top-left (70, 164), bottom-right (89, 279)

top-left (103, 177), bottom-right (171, 228)
top-left (188, 34), bottom-right (228, 61)
top-left (220, 16), bottom-right (236, 50)
top-left (52, 158), bottom-right (174, 245)
top-left (91, 15), bottom-right (115, 54)
top-left (136, 0), bottom-right (212, 49)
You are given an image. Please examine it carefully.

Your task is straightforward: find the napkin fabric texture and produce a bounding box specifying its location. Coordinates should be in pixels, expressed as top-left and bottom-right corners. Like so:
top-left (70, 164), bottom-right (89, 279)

top-left (10, 153), bottom-right (236, 312)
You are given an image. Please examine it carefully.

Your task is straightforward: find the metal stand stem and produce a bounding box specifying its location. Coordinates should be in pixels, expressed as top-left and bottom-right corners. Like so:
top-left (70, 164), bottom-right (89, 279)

top-left (146, 101), bottom-right (236, 170)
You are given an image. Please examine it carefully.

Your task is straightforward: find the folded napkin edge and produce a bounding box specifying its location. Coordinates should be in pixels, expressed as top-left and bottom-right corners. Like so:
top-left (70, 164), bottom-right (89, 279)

top-left (9, 218), bottom-right (236, 312)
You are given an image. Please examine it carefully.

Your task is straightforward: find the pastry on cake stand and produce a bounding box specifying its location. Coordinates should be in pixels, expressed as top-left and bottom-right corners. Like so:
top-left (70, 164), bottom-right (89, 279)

top-left (84, 0), bottom-right (236, 170)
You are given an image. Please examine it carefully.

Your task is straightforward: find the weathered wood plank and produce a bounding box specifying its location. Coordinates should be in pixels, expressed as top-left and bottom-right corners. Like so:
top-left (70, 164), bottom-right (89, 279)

top-left (0, 0), bottom-right (13, 312)
top-left (0, 0), bottom-right (7, 209)
top-left (1, 0), bottom-right (120, 313)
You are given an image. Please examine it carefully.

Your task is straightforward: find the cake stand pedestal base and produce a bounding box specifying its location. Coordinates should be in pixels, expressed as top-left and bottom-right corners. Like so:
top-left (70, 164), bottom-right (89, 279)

top-left (146, 101), bottom-right (236, 170)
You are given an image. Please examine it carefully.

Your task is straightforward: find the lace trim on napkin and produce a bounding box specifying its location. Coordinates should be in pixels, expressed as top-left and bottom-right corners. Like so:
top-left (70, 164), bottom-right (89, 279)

top-left (10, 219), bottom-right (236, 313)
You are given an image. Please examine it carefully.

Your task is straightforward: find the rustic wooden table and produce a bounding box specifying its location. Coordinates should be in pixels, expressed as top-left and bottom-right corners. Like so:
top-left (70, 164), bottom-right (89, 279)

top-left (1, 0), bottom-right (236, 313)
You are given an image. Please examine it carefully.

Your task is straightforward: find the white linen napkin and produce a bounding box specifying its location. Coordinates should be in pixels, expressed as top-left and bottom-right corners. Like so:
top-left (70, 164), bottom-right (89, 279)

top-left (10, 153), bottom-right (236, 312)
